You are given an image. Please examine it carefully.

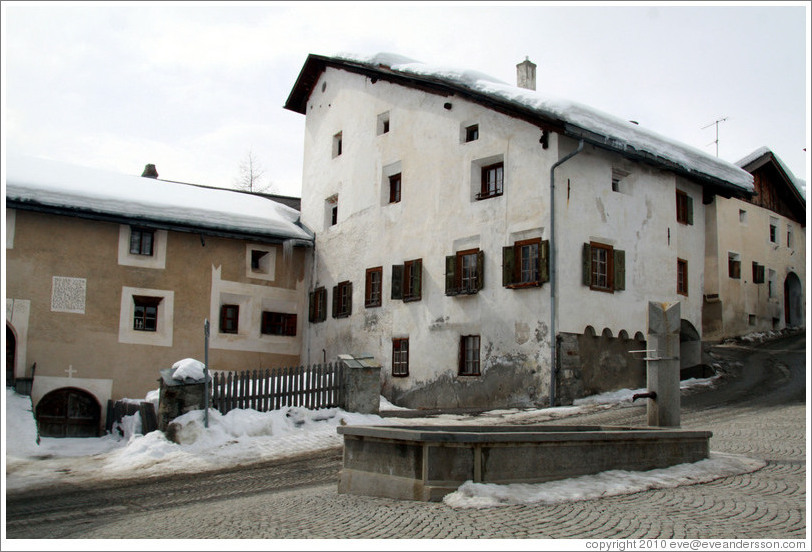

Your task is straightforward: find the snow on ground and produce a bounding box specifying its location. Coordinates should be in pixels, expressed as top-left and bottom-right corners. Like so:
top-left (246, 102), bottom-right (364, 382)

top-left (4, 373), bottom-right (762, 505)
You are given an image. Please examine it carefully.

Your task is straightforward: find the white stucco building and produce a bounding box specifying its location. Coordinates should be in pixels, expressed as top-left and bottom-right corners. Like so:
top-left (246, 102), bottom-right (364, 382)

top-left (703, 147), bottom-right (806, 340)
top-left (285, 53), bottom-right (754, 408)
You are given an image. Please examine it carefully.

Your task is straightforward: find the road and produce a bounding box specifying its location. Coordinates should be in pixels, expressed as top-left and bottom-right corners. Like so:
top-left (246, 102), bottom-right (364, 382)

top-left (4, 332), bottom-right (807, 540)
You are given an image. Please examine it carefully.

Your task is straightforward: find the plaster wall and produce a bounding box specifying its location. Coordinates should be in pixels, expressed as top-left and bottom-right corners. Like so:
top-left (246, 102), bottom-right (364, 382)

top-left (300, 69), bottom-right (708, 408)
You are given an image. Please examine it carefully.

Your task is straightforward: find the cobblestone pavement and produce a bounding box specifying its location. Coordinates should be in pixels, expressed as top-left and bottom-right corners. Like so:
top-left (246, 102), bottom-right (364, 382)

top-left (5, 334), bottom-right (807, 541)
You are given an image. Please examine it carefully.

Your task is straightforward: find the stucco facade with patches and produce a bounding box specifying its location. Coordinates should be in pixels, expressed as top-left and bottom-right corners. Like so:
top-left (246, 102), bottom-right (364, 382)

top-left (5, 159), bottom-right (312, 436)
top-left (286, 54), bottom-right (751, 409)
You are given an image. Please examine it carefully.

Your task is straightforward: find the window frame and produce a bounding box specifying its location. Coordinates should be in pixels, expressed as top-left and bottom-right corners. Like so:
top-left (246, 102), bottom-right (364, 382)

top-left (675, 189), bottom-right (693, 225)
top-left (309, 287), bottom-right (328, 323)
top-left (446, 249), bottom-right (484, 295)
top-left (590, 242), bottom-right (614, 292)
top-left (220, 304), bottom-right (240, 334)
top-left (459, 335), bottom-right (481, 376)
top-left (477, 162), bottom-right (504, 200)
top-left (403, 259), bottom-right (422, 302)
top-left (261, 311), bottom-right (297, 336)
top-left (465, 124), bottom-right (479, 142)
top-left (503, 239), bottom-right (549, 289)
top-left (332, 280), bottom-right (352, 319)
top-left (677, 258), bottom-right (688, 296)
top-left (332, 132), bottom-right (343, 158)
top-left (365, 267), bottom-right (383, 308)
top-left (129, 227), bottom-right (155, 256)
top-left (392, 338), bottom-right (409, 377)
top-left (132, 295), bottom-right (161, 332)
top-left (388, 173), bottom-right (402, 204)
top-left (728, 253), bottom-right (741, 280)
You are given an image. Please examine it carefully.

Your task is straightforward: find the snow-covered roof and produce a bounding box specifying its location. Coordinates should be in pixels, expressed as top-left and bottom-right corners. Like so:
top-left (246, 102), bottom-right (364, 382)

top-left (286, 52), bottom-right (754, 195)
top-left (5, 154), bottom-right (314, 244)
top-left (735, 146), bottom-right (806, 200)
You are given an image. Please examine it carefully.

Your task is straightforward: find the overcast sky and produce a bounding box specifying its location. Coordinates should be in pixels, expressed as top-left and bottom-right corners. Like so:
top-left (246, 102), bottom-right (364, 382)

top-left (2, 2), bottom-right (809, 198)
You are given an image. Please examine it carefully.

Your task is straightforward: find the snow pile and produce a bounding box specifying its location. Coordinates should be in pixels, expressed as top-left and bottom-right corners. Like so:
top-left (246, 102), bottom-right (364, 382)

top-left (443, 453), bottom-right (766, 509)
top-left (171, 358), bottom-right (207, 382)
top-left (5, 154), bottom-right (314, 242)
top-left (334, 52), bottom-right (753, 193)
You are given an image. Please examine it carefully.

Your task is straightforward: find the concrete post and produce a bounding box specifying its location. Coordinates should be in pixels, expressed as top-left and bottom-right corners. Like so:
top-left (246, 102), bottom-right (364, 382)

top-left (646, 301), bottom-right (681, 427)
top-left (338, 354), bottom-right (381, 415)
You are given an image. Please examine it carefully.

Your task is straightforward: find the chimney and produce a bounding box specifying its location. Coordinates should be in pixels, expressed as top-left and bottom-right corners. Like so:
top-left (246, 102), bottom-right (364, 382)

top-left (141, 164), bottom-right (159, 178)
top-left (516, 57), bottom-right (537, 91)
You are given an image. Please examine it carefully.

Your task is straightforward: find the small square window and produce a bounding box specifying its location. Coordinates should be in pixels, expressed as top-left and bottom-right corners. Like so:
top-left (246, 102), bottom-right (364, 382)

top-left (459, 335), bottom-right (481, 376)
top-left (465, 124), bottom-right (479, 142)
top-left (748, 314), bottom-right (756, 326)
top-left (611, 168), bottom-right (629, 193)
top-left (392, 338), bottom-right (409, 377)
top-left (129, 227), bottom-right (154, 256)
top-left (220, 304), bottom-right (239, 334)
top-left (377, 112), bottom-right (390, 135)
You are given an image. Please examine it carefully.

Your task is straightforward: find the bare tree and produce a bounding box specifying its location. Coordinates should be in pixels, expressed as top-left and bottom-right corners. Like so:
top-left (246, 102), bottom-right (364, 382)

top-left (234, 149), bottom-right (272, 193)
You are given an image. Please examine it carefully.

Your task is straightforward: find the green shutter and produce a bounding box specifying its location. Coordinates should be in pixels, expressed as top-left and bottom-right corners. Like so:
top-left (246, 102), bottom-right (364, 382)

top-left (539, 240), bottom-right (550, 284)
top-left (445, 255), bottom-right (457, 295)
top-left (686, 196), bottom-right (694, 225)
top-left (582, 243), bottom-right (592, 286)
top-left (476, 250), bottom-right (485, 291)
top-left (391, 265), bottom-right (404, 300)
top-left (614, 249), bottom-right (626, 291)
top-left (332, 285), bottom-right (339, 318)
top-left (346, 282), bottom-right (353, 316)
top-left (503, 246), bottom-right (515, 287)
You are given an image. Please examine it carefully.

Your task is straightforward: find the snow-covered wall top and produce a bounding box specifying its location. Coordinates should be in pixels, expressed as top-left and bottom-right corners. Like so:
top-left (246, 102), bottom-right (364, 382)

top-left (5, 154), bottom-right (314, 243)
top-left (328, 52), bottom-right (754, 193)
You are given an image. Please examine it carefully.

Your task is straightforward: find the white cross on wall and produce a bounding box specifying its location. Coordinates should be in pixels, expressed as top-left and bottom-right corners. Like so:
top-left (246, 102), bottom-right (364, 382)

top-left (65, 365), bottom-right (77, 378)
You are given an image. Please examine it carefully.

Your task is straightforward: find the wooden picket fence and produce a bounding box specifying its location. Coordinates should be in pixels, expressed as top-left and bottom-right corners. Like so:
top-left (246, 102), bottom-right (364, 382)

top-left (209, 363), bottom-right (345, 415)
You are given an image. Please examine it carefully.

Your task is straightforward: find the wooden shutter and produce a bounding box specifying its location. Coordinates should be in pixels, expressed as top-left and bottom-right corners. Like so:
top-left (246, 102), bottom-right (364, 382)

top-left (476, 250), bottom-right (485, 291)
top-left (332, 285), bottom-right (339, 318)
top-left (284, 314), bottom-right (297, 336)
top-left (318, 289), bottom-right (327, 322)
top-left (582, 243), bottom-right (592, 286)
top-left (346, 282), bottom-right (353, 316)
top-left (413, 259), bottom-right (422, 300)
top-left (686, 196), bottom-right (694, 225)
top-left (308, 291), bottom-right (316, 322)
top-left (445, 255), bottom-right (457, 295)
top-left (502, 246), bottom-right (515, 287)
top-left (539, 240), bottom-right (550, 284)
top-left (391, 265), bottom-right (404, 300)
top-left (614, 249), bottom-right (626, 291)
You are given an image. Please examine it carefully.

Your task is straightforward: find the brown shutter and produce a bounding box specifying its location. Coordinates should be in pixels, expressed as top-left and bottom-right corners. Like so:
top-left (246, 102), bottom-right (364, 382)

top-left (445, 255), bottom-right (457, 295)
top-left (539, 240), bottom-right (550, 284)
top-left (476, 250), bottom-right (485, 291)
top-left (346, 282), bottom-right (353, 316)
top-left (284, 314), bottom-right (297, 336)
top-left (332, 285), bottom-right (339, 318)
top-left (582, 243), bottom-right (592, 286)
top-left (614, 249), bottom-right (626, 291)
top-left (413, 259), bottom-right (422, 300)
top-left (686, 196), bottom-right (694, 225)
top-left (308, 291), bottom-right (316, 322)
top-left (391, 265), bottom-right (404, 300)
top-left (502, 246), bottom-right (515, 287)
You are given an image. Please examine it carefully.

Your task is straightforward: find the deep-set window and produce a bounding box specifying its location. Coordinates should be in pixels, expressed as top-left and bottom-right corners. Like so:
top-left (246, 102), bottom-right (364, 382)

top-left (445, 249), bottom-right (484, 295)
top-left (459, 335), bottom-right (481, 376)
top-left (465, 124), bottom-right (479, 142)
top-left (677, 259), bottom-right (688, 296)
top-left (261, 312), bottom-right (297, 336)
top-left (676, 190), bottom-right (693, 225)
top-left (129, 227), bottom-right (154, 256)
top-left (392, 338), bottom-right (409, 377)
top-left (477, 162), bottom-right (504, 200)
top-left (309, 287), bottom-right (328, 323)
top-left (389, 173), bottom-right (402, 204)
top-left (332, 281), bottom-right (352, 318)
top-left (582, 242), bottom-right (625, 292)
top-left (728, 253), bottom-right (741, 279)
top-left (503, 239), bottom-right (549, 288)
top-left (220, 304), bottom-right (239, 334)
top-left (752, 262), bottom-right (765, 284)
top-left (392, 259), bottom-right (422, 302)
top-left (365, 267), bottom-right (383, 308)
top-left (133, 296), bottom-right (161, 331)
top-left (377, 112), bottom-right (390, 135)
top-left (332, 132), bottom-right (343, 157)
top-left (769, 217), bottom-right (778, 243)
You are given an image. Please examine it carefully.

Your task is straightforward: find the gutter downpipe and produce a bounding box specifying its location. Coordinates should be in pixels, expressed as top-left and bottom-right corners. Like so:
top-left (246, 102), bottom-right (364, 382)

top-left (549, 139), bottom-right (584, 407)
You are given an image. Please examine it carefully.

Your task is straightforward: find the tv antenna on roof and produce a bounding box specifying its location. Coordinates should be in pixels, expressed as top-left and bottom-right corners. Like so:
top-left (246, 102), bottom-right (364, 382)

top-left (702, 117), bottom-right (729, 157)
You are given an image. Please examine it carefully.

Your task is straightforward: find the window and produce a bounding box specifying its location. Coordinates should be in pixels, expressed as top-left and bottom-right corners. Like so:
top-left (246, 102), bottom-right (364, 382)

top-left (261, 312), bottom-right (297, 336)
top-left (728, 253), bottom-right (741, 279)
top-left (332, 281), bottom-right (352, 318)
top-left (365, 267), bottom-right (383, 308)
top-left (611, 168), bottom-right (629, 193)
top-left (748, 314), bottom-right (756, 326)
top-left (787, 226), bottom-right (794, 249)
top-left (446, 249), bottom-right (484, 295)
top-left (309, 287), bottom-right (327, 323)
top-left (677, 259), bottom-right (688, 296)
top-left (133, 296), bottom-right (161, 332)
top-left (392, 338), bottom-right (409, 377)
top-left (477, 162), bottom-right (504, 200)
top-left (675, 190), bottom-right (693, 225)
top-left (582, 242), bottom-right (625, 292)
top-left (752, 262), bottom-right (765, 284)
top-left (739, 209), bottom-right (748, 224)
top-left (459, 335), bottom-right (481, 376)
top-left (392, 259), bottom-right (422, 302)
top-left (465, 124), bottom-right (479, 142)
top-left (389, 173), bottom-right (402, 204)
top-left (251, 250), bottom-right (268, 271)
top-left (325, 195), bottom-right (338, 228)
top-left (246, 244), bottom-right (276, 281)
top-left (129, 227), bottom-right (154, 256)
top-left (332, 132), bottom-right (343, 157)
top-left (220, 304), bottom-right (239, 334)
top-left (503, 239), bottom-right (549, 288)
top-left (769, 217), bottom-right (778, 243)
top-left (377, 112), bottom-right (390, 135)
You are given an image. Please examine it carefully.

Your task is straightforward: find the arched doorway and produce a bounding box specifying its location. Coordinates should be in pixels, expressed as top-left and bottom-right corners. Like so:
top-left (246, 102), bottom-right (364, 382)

top-left (36, 388), bottom-right (101, 438)
top-left (6, 325), bottom-right (16, 387)
top-left (680, 319), bottom-right (707, 378)
top-left (784, 272), bottom-right (803, 327)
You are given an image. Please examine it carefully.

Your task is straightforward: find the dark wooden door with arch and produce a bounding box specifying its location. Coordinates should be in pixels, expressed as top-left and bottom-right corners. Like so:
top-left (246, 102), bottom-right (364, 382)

top-left (36, 388), bottom-right (101, 438)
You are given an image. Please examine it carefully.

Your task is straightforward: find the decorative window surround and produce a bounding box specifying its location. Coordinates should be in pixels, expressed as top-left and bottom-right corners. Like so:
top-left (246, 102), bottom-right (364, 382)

top-left (246, 244), bottom-right (277, 281)
top-left (118, 225), bottom-right (167, 269)
top-left (118, 286), bottom-right (174, 347)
